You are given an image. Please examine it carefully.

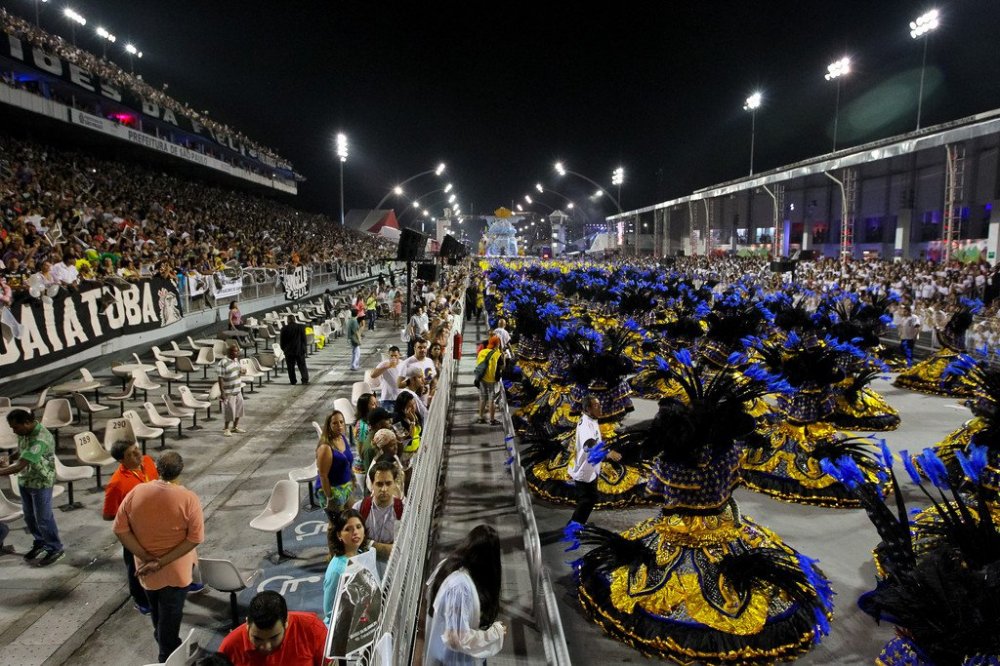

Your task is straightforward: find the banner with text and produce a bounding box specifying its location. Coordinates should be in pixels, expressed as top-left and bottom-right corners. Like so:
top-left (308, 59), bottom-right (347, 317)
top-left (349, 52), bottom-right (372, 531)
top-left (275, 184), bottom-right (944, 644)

top-left (0, 278), bottom-right (182, 374)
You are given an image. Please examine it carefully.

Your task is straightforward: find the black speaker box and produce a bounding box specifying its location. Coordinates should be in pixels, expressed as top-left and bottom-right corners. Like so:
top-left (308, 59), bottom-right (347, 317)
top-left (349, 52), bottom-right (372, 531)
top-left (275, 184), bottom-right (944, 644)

top-left (416, 263), bottom-right (439, 282)
top-left (770, 260), bottom-right (797, 273)
top-left (798, 249), bottom-right (816, 261)
top-left (440, 234), bottom-right (461, 259)
top-left (397, 228), bottom-right (426, 261)
top-left (675, 249), bottom-right (686, 257)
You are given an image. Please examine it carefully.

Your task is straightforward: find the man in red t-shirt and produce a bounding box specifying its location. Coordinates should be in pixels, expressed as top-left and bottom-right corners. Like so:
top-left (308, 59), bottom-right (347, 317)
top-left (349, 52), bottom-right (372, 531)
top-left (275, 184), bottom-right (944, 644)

top-left (103, 440), bottom-right (158, 614)
top-left (219, 591), bottom-right (327, 666)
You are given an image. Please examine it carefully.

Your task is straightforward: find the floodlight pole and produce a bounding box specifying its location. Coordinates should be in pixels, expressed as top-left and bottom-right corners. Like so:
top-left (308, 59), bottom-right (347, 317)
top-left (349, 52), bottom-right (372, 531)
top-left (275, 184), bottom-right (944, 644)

top-left (916, 36), bottom-right (930, 130)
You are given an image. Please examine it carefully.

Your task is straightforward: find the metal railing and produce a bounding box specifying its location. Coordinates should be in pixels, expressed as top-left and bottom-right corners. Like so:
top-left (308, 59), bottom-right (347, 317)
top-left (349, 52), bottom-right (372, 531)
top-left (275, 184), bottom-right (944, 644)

top-left (499, 386), bottom-right (573, 665)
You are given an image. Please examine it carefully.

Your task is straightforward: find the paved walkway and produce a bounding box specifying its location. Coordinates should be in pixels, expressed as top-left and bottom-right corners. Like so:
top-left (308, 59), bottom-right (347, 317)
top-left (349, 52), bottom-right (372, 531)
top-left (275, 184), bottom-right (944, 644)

top-left (415, 318), bottom-right (546, 666)
top-left (0, 321), bottom-right (397, 666)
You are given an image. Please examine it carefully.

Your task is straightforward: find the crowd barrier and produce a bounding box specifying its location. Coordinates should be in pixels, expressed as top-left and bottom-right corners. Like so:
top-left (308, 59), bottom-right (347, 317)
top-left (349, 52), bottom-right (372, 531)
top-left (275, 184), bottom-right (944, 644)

top-left (499, 386), bottom-right (572, 665)
top-left (362, 301), bottom-right (463, 665)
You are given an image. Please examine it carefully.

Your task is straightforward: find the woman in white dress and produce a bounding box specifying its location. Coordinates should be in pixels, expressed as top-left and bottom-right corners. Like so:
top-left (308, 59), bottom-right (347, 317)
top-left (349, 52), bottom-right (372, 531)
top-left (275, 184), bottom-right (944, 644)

top-left (424, 525), bottom-right (505, 665)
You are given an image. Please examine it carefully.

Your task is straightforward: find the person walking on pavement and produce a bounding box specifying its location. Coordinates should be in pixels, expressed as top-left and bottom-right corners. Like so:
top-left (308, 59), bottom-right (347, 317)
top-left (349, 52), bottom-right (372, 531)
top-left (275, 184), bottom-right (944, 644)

top-left (567, 395), bottom-right (620, 527)
top-left (217, 343), bottom-right (247, 436)
top-left (280, 314), bottom-right (309, 385)
top-left (347, 309), bottom-right (362, 371)
top-left (0, 409), bottom-right (64, 566)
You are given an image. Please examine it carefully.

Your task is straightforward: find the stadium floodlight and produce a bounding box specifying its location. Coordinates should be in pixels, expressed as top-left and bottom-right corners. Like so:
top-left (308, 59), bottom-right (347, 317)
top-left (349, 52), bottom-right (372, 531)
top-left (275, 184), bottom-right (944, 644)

top-left (743, 91), bottom-right (763, 175)
top-left (612, 167), bottom-right (624, 186)
top-left (825, 57), bottom-right (851, 151)
top-left (444, 183), bottom-right (453, 193)
top-left (447, 194), bottom-right (457, 204)
top-left (124, 43), bottom-right (139, 54)
top-left (525, 195), bottom-right (533, 204)
top-left (535, 183), bottom-right (544, 193)
top-left (554, 161), bottom-right (566, 176)
top-left (412, 200), bottom-right (421, 208)
top-left (566, 202), bottom-right (574, 209)
top-left (335, 132), bottom-right (348, 225)
top-left (393, 186), bottom-right (404, 196)
top-left (63, 7), bottom-right (85, 25)
top-left (910, 9), bottom-right (940, 130)
top-left (435, 163), bottom-right (446, 176)
top-left (96, 26), bottom-right (115, 41)
top-left (422, 209), bottom-right (429, 216)
top-left (516, 204), bottom-right (524, 212)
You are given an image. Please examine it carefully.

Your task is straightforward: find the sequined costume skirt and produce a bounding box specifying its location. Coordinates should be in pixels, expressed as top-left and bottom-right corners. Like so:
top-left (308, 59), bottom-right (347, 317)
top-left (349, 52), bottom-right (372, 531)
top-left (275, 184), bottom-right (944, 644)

top-left (575, 502), bottom-right (832, 665)
top-left (830, 386), bottom-right (901, 432)
top-left (741, 421), bottom-right (885, 508)
top-left (875, 635), bottom-right (1000, 666)
top-left (525, 430), bottom-right (653, 508)
top-left (893, 349), bottom-right (974, 397)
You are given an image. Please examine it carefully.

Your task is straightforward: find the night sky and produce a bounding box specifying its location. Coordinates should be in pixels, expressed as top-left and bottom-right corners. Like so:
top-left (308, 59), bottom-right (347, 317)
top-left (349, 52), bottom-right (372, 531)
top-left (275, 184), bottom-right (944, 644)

top-left (6, 1), bottom-right (1000, 228)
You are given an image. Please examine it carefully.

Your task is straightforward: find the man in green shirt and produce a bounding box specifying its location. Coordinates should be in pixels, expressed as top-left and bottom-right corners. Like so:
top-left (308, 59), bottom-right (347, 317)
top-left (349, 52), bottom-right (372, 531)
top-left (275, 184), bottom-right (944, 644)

top-left (0, 409), bottom-right (64, 566)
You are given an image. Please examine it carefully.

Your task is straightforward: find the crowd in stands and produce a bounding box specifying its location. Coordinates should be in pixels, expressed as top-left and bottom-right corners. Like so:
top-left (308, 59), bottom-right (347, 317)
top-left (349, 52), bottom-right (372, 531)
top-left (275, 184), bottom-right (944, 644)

top-left (0, 6), bottom-right (292, 170)
top-left (0, 134), bottom-right (396, 298)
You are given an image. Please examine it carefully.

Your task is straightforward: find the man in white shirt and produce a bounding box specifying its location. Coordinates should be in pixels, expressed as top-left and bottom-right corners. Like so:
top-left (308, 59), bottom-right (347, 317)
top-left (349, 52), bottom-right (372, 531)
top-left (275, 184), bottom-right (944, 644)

top-left (49, 253), bottom-right (79, 288)
top-left (896, 305), bottom-right (921, 367)
top-left (352, 460), bottom-right (403, 575)
top-left (492, 318), bottom-right (511, 357)
top-left (567, 395), bottom-right (620, 526)
top-left (399, 338), bottom-right (437, 389)
top-left (406, 305), bottom-right (429, 356)
top-left (370, 345), bottom-right (402, 411)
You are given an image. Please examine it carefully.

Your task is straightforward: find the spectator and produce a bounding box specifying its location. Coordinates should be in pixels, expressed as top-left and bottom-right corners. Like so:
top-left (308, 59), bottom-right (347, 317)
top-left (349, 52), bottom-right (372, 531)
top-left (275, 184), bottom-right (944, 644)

top-left (347, 310), bottom-right (362, 371)
top-left (370, 345), bottom-right (402, 411)
top-left (217, 343), bottom-right (247, 436)
top-left (316, 410), bottom-right (354, 520)
top-left (897, 304), bottom-right (921, 367)
top-left (0, 408), bottom-right (63, 566)
top-left (280, 315), bottom-right (309, 385)
top-left (352, 459), bottom-right (404, 566)
top-left (113, 451), bottom-right (204, 663)
top-left (392, 391), bottom-right (423, 467)
top-left (424, 524), bottom-right (505, 665)
top-left (322, 508), bottom-right (369, 624)
top-left (358, 412), bottom-right (394, 488)
top-left (398, 365), bottom-right (430, 422)
top-left (218, 590), bottom-right (327, 666)
top-left (399, 337), bottom-right (437, 396)
top-left (103, 440), bottom-right (159, 615)
top-left (474, 336), bottom-right (504, 426)
top-left (406, 305), bottom-right (429, 356)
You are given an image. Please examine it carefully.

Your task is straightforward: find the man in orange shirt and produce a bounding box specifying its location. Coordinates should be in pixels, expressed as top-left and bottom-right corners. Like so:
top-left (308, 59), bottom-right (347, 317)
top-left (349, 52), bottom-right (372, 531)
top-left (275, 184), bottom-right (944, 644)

top-left (113, 451), bottom-right (205, 663)
top-left (103, 441), bottom-right (159, 615)
top-left (219, 591), bottom-right (327, 666)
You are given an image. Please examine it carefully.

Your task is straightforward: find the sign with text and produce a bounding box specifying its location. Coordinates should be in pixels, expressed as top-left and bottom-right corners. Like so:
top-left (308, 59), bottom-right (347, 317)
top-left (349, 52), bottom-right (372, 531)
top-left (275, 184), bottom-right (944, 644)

top-left (0, 278), bottom-right (181, 374)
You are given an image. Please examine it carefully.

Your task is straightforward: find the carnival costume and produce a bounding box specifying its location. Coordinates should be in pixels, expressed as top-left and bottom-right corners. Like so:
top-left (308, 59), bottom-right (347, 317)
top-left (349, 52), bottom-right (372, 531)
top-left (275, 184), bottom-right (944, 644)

top-left (893, 299), bottom-right (982, 397)
top-left (741, 333), bottom-right (889, 508)
top-left (565, 352), bottom-right (834, 664)
top-left (822, 441), bottom-right (1000, 665)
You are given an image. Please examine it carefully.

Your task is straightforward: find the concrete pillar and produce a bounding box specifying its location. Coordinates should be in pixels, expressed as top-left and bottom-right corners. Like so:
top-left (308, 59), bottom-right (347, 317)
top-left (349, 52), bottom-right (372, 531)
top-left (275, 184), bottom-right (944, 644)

top-left (987, 200), bottom-right (1000, 266)
top-left (895, 209), bottom-right (913, 261)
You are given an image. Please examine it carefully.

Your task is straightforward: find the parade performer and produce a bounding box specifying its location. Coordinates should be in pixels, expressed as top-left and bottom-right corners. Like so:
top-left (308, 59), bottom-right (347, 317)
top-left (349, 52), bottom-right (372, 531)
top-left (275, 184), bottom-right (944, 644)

top-left (894, 299), bottom-right (982, 397)
top-left (565, 351), bottom-right (834, 664)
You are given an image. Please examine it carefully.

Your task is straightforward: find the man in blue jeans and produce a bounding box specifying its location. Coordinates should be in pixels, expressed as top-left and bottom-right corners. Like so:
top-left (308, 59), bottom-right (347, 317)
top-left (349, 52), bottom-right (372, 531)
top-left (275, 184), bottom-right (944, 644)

top-left (0, 408), bottom-right (63, 566)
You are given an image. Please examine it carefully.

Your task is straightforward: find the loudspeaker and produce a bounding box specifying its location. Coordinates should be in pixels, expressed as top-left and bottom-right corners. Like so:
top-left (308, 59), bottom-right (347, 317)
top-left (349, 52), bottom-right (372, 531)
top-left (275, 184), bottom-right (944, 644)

top-left (675, 250), bottom-right (686, 257)
top-left (440, 234), bottom-right (462, 259)
top-left (770, 260), bottom-right (797, 273)
top-left (798, 249), bottom-right (816, 261)
top-left (397, 228), bottom-right (426, 261)
top-left (416, 263), bottom-right (439, 282)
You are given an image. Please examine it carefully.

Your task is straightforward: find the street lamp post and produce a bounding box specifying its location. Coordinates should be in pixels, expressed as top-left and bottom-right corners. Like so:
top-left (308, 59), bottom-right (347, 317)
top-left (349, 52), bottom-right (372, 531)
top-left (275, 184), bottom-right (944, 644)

top-left (336, 132), bottom-right (348, 226)
top-left (825, 57), bottom-right (850, 151)
top-left (910, 9), bottom-right (940, 131)
top-left (32, 0), bottom-right (48, 27)
top-left (374, 163), bottom-right (446, 210)
top-left (743, 92), bottom-right (762, 176)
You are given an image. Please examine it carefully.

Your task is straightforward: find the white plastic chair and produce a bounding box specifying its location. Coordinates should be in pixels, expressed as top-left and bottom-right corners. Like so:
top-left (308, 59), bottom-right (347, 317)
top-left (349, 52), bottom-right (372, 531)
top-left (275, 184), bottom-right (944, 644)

top-left (145, 402), bottom-right (183, 440)
top-left (105, 379), bottom-right (135, 416)
top-left (288, 461), bottom-right (320, 510)
top-left (40, 398), bottom-right (73, 448)
top-left (333, 397), bottom-right (356, 425)
top-left (192, 347), bottom-right (216, 379)
top-left (132, 368), bottom-right (161, 403)
top-left (151, 346), bottom-right (172, 365)
top-left (74, 431), bottom-right (115, 488)
top-left (139, 627), bottom-right (201, 666)
top-left (169, 341), bottom-right (183, 352)
top-left (178, 387), bottom-right (211, 428)
top-left (249, 480), bottom-right (300, 562)
top-left (154, 361), bottom-right (184, 396)
top-left (72, 392), bottom-right (110, 431)
top-left (174, 356), bottom-right (197, 387)
top-left (239, 358), bottom-right (264, 392)
top-left (0, 488), bottom-right (23, 524)
top-left (14, 387), bottom-right (48, 413)
top-left (103, 417), bottom-right (137, 454)
top-left (162, 395), bottom-right (197, 432)
top-left (198, 558), bottom-right (261, 629)
top-left (350, 381), bottom-right (370, 406)
top-left (54, 455), bottom-right (94, 511)
top-left (124, 410), bottom-right (165, 454)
